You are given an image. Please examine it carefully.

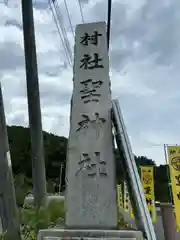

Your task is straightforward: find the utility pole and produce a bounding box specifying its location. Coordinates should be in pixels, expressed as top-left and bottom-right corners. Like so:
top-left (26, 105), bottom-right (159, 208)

top-left (107, 0), bottom-right (112, 49)
top-left (0, 83), bottom-right (21, 239)
top-left (21, 0), bottom-right (47, 207)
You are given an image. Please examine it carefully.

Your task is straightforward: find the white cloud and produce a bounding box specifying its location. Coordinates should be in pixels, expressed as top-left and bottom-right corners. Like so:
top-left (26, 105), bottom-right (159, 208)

top-left (1, 0), bottom-right (180, 165)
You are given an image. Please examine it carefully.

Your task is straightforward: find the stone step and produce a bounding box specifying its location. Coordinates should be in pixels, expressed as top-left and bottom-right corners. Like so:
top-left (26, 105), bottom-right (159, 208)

top-left (41, 237), bottom-right (137, 240)
top-left (38, 229), bottom-right (144, 240)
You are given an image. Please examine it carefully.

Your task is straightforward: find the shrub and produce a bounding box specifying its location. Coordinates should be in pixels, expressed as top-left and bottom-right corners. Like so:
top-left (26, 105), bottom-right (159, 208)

top-left (1, 200), bottom-right (65, 240)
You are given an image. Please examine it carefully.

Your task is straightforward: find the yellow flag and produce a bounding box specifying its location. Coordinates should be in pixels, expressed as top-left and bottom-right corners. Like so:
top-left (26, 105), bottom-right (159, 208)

top-left (124, 181), bottom-right (130, 212)
top-left (140, 166), bottom-right (156, 223)
top-left (167, 146), bottom-right (180, 231)
top-left (123, 181), bottom-right (134, 218)
top-left (117, 184), bottom-right (123, 209)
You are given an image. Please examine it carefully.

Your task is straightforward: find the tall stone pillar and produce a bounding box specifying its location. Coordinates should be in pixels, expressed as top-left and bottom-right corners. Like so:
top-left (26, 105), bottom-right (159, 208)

top-left (66, 21), bottom-right (117, 229)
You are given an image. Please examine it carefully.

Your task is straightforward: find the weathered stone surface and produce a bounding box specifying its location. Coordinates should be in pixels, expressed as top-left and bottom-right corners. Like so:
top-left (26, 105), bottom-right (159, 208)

top-left (65, 21), bottom-right (117, 229)
top-left (38, 229), bottom-right (143, 240)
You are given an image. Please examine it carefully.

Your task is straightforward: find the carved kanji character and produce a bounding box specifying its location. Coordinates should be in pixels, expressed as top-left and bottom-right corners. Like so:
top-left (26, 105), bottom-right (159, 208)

top-left (80, 53), bottom-right (104, 69)
top-left (80, 31), bottom-right (102, 46)
top-left (75, 152), bottom-right (107, 177)
top-left (80, 79), bottom-right (103, 103)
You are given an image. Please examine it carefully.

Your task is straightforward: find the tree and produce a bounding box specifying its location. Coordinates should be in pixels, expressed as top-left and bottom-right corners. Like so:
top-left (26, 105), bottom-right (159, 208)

top-left (154, 164), bottom-right (170, 202)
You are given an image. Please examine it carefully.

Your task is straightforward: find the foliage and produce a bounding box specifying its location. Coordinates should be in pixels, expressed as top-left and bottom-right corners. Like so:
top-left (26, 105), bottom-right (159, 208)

top-left (8, 126), bottom-right (67, 191)
top-left (0, 200), bottom-right (65, 240)
top-left (117, 212), bottom-right (135, 230)
top-left (0, 232), bottom-right (6, 240)
top-left (22, 200), bottom-right (65, 239)
top-left (14, 174), bottom-right (32, 208)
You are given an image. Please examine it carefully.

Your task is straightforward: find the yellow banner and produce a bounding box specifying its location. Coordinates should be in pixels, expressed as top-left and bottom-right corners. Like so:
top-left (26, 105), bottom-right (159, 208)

top-left (130, 204), bottom-right (134, 219)
top-left (117, 184), bottom-right (123, 209)
top-left (123, 181), bottom-right (134, 218)
top-left (167, 146), bottom-right (180, 231)
top-left (140, 166), bottom-right (156, 223)
top-left (124, 181), bottom-right (130, 212)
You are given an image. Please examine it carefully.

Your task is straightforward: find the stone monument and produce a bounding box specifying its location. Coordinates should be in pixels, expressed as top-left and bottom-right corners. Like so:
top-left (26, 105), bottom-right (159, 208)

top-left (66, 20), bottom-right (117, 229)
top-left (38, 21), bottom-right (143, 240)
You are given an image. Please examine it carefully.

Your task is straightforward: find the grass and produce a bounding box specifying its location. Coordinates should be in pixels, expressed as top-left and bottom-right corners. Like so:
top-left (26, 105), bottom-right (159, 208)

top-left (0, 200), bottom-right (65, 240)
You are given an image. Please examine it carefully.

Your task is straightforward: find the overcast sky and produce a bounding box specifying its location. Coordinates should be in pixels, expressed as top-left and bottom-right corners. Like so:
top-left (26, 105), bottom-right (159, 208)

top-left (0, 0), bottom-right (180, 165)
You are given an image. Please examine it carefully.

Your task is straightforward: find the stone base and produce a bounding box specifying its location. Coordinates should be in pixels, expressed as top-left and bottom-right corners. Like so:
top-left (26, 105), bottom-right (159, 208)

top-left (37, 229), bottom-right (144, 240)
